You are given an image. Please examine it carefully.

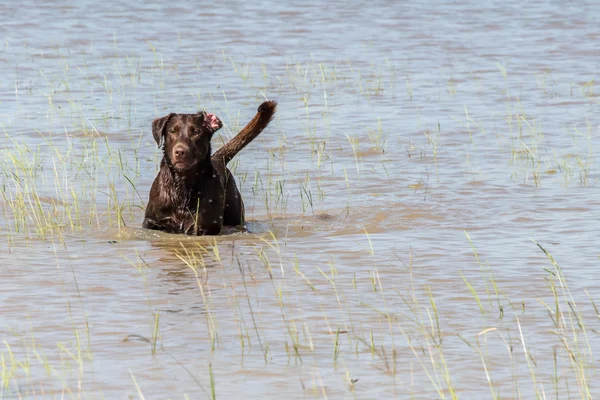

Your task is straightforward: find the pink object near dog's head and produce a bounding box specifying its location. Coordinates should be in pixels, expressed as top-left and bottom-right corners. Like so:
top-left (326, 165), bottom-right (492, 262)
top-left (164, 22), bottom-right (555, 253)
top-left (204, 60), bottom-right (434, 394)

top-left (206, 113), bottom-right (221, 131)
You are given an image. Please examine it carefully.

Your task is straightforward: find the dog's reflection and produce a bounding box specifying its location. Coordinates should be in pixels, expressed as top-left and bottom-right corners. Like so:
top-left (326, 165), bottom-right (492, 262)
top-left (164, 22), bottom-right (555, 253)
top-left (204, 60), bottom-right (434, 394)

top-left (144, 226), bottom-right (267, 287)
top-left (152, 237), bottom-right (230, 289)
top-left (124, 221), bottom-right (270, 288)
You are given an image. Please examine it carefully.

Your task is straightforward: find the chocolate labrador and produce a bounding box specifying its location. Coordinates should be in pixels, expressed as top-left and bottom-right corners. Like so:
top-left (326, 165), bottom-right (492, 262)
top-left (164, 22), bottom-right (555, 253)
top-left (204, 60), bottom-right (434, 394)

top-left (143, 100), bottom-right (277, 235)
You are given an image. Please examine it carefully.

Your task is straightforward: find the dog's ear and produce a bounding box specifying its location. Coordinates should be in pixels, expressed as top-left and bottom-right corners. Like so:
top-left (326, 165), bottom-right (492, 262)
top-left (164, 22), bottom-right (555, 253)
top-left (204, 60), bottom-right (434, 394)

top-left (151, 113), bottom-right (174, 147)
top-left (197, 110), bottom-right (222, 133)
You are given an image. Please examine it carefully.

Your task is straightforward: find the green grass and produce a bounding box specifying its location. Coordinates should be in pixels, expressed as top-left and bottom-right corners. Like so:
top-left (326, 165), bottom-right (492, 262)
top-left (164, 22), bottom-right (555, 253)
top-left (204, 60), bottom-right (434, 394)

top-left (0, 42), bottom-right (598, 399)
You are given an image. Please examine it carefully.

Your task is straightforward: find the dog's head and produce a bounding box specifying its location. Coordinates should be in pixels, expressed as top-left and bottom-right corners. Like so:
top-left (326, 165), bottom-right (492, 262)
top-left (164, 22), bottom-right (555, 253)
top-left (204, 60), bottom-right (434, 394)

top-left (152, 111), bottom-right (222, 172)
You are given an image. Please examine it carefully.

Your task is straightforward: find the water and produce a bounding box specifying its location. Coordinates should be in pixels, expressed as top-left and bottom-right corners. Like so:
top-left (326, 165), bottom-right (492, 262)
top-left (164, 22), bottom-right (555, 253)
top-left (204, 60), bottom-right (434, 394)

top-left (1, 0), bottom-right (600, 398)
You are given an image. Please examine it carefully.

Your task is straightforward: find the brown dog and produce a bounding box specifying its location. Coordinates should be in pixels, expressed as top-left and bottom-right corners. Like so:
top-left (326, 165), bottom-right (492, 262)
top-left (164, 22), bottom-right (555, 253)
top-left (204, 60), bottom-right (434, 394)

top-left (143, 100), bottom-right (277, 235)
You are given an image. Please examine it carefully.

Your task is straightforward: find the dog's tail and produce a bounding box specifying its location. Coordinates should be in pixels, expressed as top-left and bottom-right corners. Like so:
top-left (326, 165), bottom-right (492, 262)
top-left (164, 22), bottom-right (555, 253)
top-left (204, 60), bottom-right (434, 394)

top-left (211, 100), bottom-right (277, 166)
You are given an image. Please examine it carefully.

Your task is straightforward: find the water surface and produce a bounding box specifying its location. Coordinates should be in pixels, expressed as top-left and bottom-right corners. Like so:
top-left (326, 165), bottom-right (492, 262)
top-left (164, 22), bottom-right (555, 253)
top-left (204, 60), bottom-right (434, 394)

top-left (1, 1), bottom-right (600, 398)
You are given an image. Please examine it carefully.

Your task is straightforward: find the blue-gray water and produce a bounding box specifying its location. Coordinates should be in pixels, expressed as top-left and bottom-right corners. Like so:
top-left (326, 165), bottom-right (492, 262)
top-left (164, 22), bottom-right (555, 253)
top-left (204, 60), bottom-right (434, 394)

top-left (1, 1), bottom-right (599, 398)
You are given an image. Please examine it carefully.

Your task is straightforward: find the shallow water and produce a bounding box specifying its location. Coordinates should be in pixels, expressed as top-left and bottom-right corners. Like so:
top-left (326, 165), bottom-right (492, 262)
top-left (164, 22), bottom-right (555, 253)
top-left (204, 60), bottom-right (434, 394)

top-left (1, 0), bottom-right (600, 398)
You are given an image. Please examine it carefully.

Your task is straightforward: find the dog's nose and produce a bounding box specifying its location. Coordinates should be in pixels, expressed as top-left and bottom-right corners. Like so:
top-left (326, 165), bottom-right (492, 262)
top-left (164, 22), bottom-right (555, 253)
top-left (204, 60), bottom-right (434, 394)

top-left (174, 145), bottom-right (188, 159)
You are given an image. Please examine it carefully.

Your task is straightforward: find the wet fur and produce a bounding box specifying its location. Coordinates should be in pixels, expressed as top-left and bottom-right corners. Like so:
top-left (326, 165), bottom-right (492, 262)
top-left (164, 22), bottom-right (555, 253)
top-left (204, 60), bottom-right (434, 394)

top-left (143, 101), bottom-right (277, 235)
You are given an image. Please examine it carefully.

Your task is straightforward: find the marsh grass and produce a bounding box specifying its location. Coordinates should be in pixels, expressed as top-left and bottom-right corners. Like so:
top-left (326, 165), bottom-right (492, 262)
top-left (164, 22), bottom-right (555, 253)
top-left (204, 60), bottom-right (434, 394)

top-left (0, 40), bottom-right (598, 400)
top-left (2, 224), bottom-right (598, 398)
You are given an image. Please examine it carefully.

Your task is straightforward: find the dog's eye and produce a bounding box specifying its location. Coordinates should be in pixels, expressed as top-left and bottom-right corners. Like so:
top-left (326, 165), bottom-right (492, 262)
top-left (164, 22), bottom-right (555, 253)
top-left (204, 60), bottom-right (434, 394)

top-left (169, 127), bottom-right (178, 134)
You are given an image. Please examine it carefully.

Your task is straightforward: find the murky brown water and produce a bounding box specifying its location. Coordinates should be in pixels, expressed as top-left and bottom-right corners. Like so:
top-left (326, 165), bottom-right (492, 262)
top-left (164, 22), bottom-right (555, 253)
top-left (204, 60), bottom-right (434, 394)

top-left (1, 1), bottom-right (600, 398)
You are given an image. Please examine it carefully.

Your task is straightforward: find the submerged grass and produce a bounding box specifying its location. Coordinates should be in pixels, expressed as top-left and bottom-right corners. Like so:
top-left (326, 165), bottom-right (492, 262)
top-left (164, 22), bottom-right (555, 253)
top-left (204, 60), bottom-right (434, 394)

top-left (0, 40), bottom-right (598, 400)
